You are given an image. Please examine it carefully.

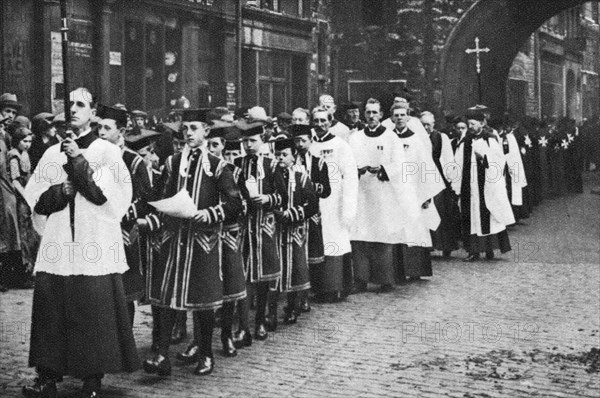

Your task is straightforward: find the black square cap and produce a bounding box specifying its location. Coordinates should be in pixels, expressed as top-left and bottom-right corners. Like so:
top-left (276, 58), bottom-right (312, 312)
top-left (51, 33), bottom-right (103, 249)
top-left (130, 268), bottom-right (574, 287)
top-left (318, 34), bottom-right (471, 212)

top-left (96, 104), bottom-right (129, 127)
top-left (288, 124), bottom-right (312, 138)
top-left (181, 108), bottom-right (211, 123)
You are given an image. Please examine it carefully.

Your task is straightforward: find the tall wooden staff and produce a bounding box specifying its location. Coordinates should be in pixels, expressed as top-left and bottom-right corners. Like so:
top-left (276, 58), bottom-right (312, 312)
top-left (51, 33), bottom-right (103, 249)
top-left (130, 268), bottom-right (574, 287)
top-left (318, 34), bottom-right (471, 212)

top-left (60, 0), bottom-right (75, 240)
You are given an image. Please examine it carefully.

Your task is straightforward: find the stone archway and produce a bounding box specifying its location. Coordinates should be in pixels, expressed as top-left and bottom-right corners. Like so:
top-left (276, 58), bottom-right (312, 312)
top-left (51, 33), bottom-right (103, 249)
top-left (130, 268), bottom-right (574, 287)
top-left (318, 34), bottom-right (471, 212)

top-left (440, 0), bottom-right (598, 118)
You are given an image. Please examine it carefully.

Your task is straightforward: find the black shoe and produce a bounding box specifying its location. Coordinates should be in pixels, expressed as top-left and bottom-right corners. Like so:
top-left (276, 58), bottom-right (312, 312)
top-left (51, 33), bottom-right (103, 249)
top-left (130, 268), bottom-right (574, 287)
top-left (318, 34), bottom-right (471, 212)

top-left (283, 310), bottom-right (298, 325)
top-left (254, 323), bottom-right (268, 341)
top-left (232, 329), bottom-right (252, 349)
top-left (300, 298), bottom-right (311, 313)
top-left (193, 356), bottom-right (214, 376)
top-left (463, 254), bottom-right (481, 262)
top-left (485, 250), bottom-right (495, 260)
top-left (442, 250), bottom-right (452, 258)
top-left (407, 276), bottom-right (421, 282)
top-left (81, 378), bottom-right (101, 398)
top-left (352, 282), bottom-right (368, 294)
top-left (170, 324), bottom-right (187, 345)
top-left (22, 377), bottom-right (57, 398)
top-left (221, 337), bottom-right (237, 358)
top-left (143, 354), bottom-right (171, 376)
top-left (0, 284), bottom-right (7, 293)
top-left (377, 284), bottom-right (394, 293)
top-left (176, 344), bottom-right (200, 364)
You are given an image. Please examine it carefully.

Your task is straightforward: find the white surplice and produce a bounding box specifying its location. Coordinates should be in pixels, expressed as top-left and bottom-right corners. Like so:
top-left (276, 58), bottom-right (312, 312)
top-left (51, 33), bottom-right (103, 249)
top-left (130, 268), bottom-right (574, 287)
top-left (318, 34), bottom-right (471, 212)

top-left (349, 125), bottom-right (420, 244)
top-left (309, 132), bottom-right (358, 255)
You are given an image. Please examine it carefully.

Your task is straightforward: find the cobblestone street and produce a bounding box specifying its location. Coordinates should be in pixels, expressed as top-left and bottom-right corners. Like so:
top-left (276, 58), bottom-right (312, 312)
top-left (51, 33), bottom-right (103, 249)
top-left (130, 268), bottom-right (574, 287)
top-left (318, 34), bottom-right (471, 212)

top-left (1, 173), bottom-right (599, 398)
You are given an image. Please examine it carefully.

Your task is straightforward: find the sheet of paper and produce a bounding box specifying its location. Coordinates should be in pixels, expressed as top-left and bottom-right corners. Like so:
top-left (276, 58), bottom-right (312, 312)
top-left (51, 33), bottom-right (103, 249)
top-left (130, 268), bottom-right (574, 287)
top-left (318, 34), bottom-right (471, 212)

top-left (149, 189), bottom-right (198, 219)
top-left (246, 175), bottom-right (259, 198)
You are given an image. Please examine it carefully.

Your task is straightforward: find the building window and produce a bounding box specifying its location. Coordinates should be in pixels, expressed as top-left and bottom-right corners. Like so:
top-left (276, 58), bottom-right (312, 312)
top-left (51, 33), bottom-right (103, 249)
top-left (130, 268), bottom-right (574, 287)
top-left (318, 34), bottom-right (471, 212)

top-left (242, 49), bottom-right (308, 115)
top-left (124, 20), bottom-right (181, 112)
top-left (261, 0), bottom-right (280, 12)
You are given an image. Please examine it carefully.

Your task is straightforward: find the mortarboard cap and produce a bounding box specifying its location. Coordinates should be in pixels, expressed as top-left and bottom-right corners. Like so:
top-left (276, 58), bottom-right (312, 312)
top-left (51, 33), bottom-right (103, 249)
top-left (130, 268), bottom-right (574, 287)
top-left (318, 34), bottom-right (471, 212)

top-left (181, 108), bottom-right (211, 123)
top-left (288, 124), bottom-right (312, 138)
top-left (206, 120), bottom-right (235, 139)
top-left (235, 119), bottom-right (265, 137)
top-left (97, 104), bottom-right (129, 128)
top-left (465, 106), bottom-right (486, 122)
top-left (124, 127), bottom-right (161, 151)
top-left (224, 139), bottom-right (243, 151)
top-left (342, 102), bottom-right (360, 112)
top-left (273, 137), bottom-right (295, 152)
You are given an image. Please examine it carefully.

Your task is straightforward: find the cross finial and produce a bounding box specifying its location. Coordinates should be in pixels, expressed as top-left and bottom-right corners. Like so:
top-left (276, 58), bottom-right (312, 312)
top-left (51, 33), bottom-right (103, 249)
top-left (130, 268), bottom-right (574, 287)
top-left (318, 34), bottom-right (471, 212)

top-left (465, 37), bottom-right (490, 74)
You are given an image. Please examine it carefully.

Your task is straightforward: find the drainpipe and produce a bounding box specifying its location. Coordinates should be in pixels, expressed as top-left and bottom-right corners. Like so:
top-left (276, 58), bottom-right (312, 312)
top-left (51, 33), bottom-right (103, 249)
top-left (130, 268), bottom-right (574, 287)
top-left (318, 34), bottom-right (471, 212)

top-left (237, 0), bottom-right (243, 106)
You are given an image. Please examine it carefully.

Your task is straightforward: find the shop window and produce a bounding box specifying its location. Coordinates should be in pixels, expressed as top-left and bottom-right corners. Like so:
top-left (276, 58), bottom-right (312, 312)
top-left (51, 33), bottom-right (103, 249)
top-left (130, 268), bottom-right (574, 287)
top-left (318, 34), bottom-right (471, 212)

top-left (124, 20), bottom-right (181, 112)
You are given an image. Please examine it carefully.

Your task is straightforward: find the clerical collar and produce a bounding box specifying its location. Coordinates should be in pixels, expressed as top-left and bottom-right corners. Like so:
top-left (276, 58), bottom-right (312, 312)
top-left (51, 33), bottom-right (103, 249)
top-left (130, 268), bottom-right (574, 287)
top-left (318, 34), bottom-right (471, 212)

top-left (74, 128), bottom-right (98, 149)
top-left (364, 124), bottom-right (386, 138)
top-left (313, 131), bottom-right (335, 142)
top-left (395, 127), bottom-right (414, 138)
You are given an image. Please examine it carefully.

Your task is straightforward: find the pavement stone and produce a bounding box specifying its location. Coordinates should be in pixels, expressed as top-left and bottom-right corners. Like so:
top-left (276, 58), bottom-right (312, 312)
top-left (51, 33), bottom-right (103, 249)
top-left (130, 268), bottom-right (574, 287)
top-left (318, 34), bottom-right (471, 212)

top-left (1, 172), bottom-right (599, 397)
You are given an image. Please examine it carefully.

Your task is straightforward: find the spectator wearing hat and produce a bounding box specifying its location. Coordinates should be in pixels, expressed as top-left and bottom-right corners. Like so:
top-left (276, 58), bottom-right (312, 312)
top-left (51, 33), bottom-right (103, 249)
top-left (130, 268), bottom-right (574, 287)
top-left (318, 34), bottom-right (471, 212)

top-left (8, 126), bottom-right (38, 288)
top-left (275, 112), bottom-right (292, 136)
top-left (0, 93), bottom-right (22, 293)
top-left (30, 113), bottom-right (59, 170)
top-left (234, 120), bottom-right (286, 340)
top-left (272, 137), bottom-right (318, 324)
top-left (0, 93), bottom-right (22, 140)
top-left (131, 110), bottom-right (148, 128)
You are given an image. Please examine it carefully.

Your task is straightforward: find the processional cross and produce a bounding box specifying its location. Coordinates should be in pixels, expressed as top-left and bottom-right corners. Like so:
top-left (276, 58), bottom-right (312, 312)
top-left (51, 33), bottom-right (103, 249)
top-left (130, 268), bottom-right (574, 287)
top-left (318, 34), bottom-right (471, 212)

top-left (465, 37), bottom-right (490, 103)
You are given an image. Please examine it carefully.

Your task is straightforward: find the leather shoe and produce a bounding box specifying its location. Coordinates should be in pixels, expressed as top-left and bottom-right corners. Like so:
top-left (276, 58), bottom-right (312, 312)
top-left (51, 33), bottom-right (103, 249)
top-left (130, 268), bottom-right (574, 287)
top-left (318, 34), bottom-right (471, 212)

top-left (176, 344), bottom-right (200, 364)
top-left (232, 329), bottom-right (252, 348)
top-left (143, 354), bottom-right (171, 376)
top-left (221, 337), bottom-right (237, 357)
top-left (463, 254), bottom-right (481, 262)
top-left (485, 250), bottom-right (495, 260)
top-left (22, 378), bottom-right (57, 398)
top-left (377, 284), bottom-right (394, 293)
top-left (283, 310), bottom-right (298, 325)
top-left (193, 356), bottom-right (214, 376)
top-left (254, 323), bottom-right (268, 341)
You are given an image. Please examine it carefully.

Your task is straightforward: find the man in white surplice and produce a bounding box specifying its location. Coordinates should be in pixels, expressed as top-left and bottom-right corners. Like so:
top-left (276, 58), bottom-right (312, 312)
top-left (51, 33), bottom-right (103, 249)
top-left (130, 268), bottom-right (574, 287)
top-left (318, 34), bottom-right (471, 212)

top-left (349, 98), bottom-right (420, 292)
top-left (391, 104), bottom-right (444, 281)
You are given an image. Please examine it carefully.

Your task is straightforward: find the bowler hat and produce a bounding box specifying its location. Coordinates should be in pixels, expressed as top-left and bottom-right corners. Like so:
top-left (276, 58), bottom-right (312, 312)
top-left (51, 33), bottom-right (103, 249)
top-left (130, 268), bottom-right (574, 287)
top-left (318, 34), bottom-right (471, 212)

top-left (0, 93), bottom-right (22, 111)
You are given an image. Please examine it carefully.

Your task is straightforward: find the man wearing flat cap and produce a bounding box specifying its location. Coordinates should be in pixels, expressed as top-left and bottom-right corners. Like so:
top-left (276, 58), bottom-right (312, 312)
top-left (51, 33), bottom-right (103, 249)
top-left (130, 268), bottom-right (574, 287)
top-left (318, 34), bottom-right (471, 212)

top-left (452, 106), bottom-right (514, 262)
